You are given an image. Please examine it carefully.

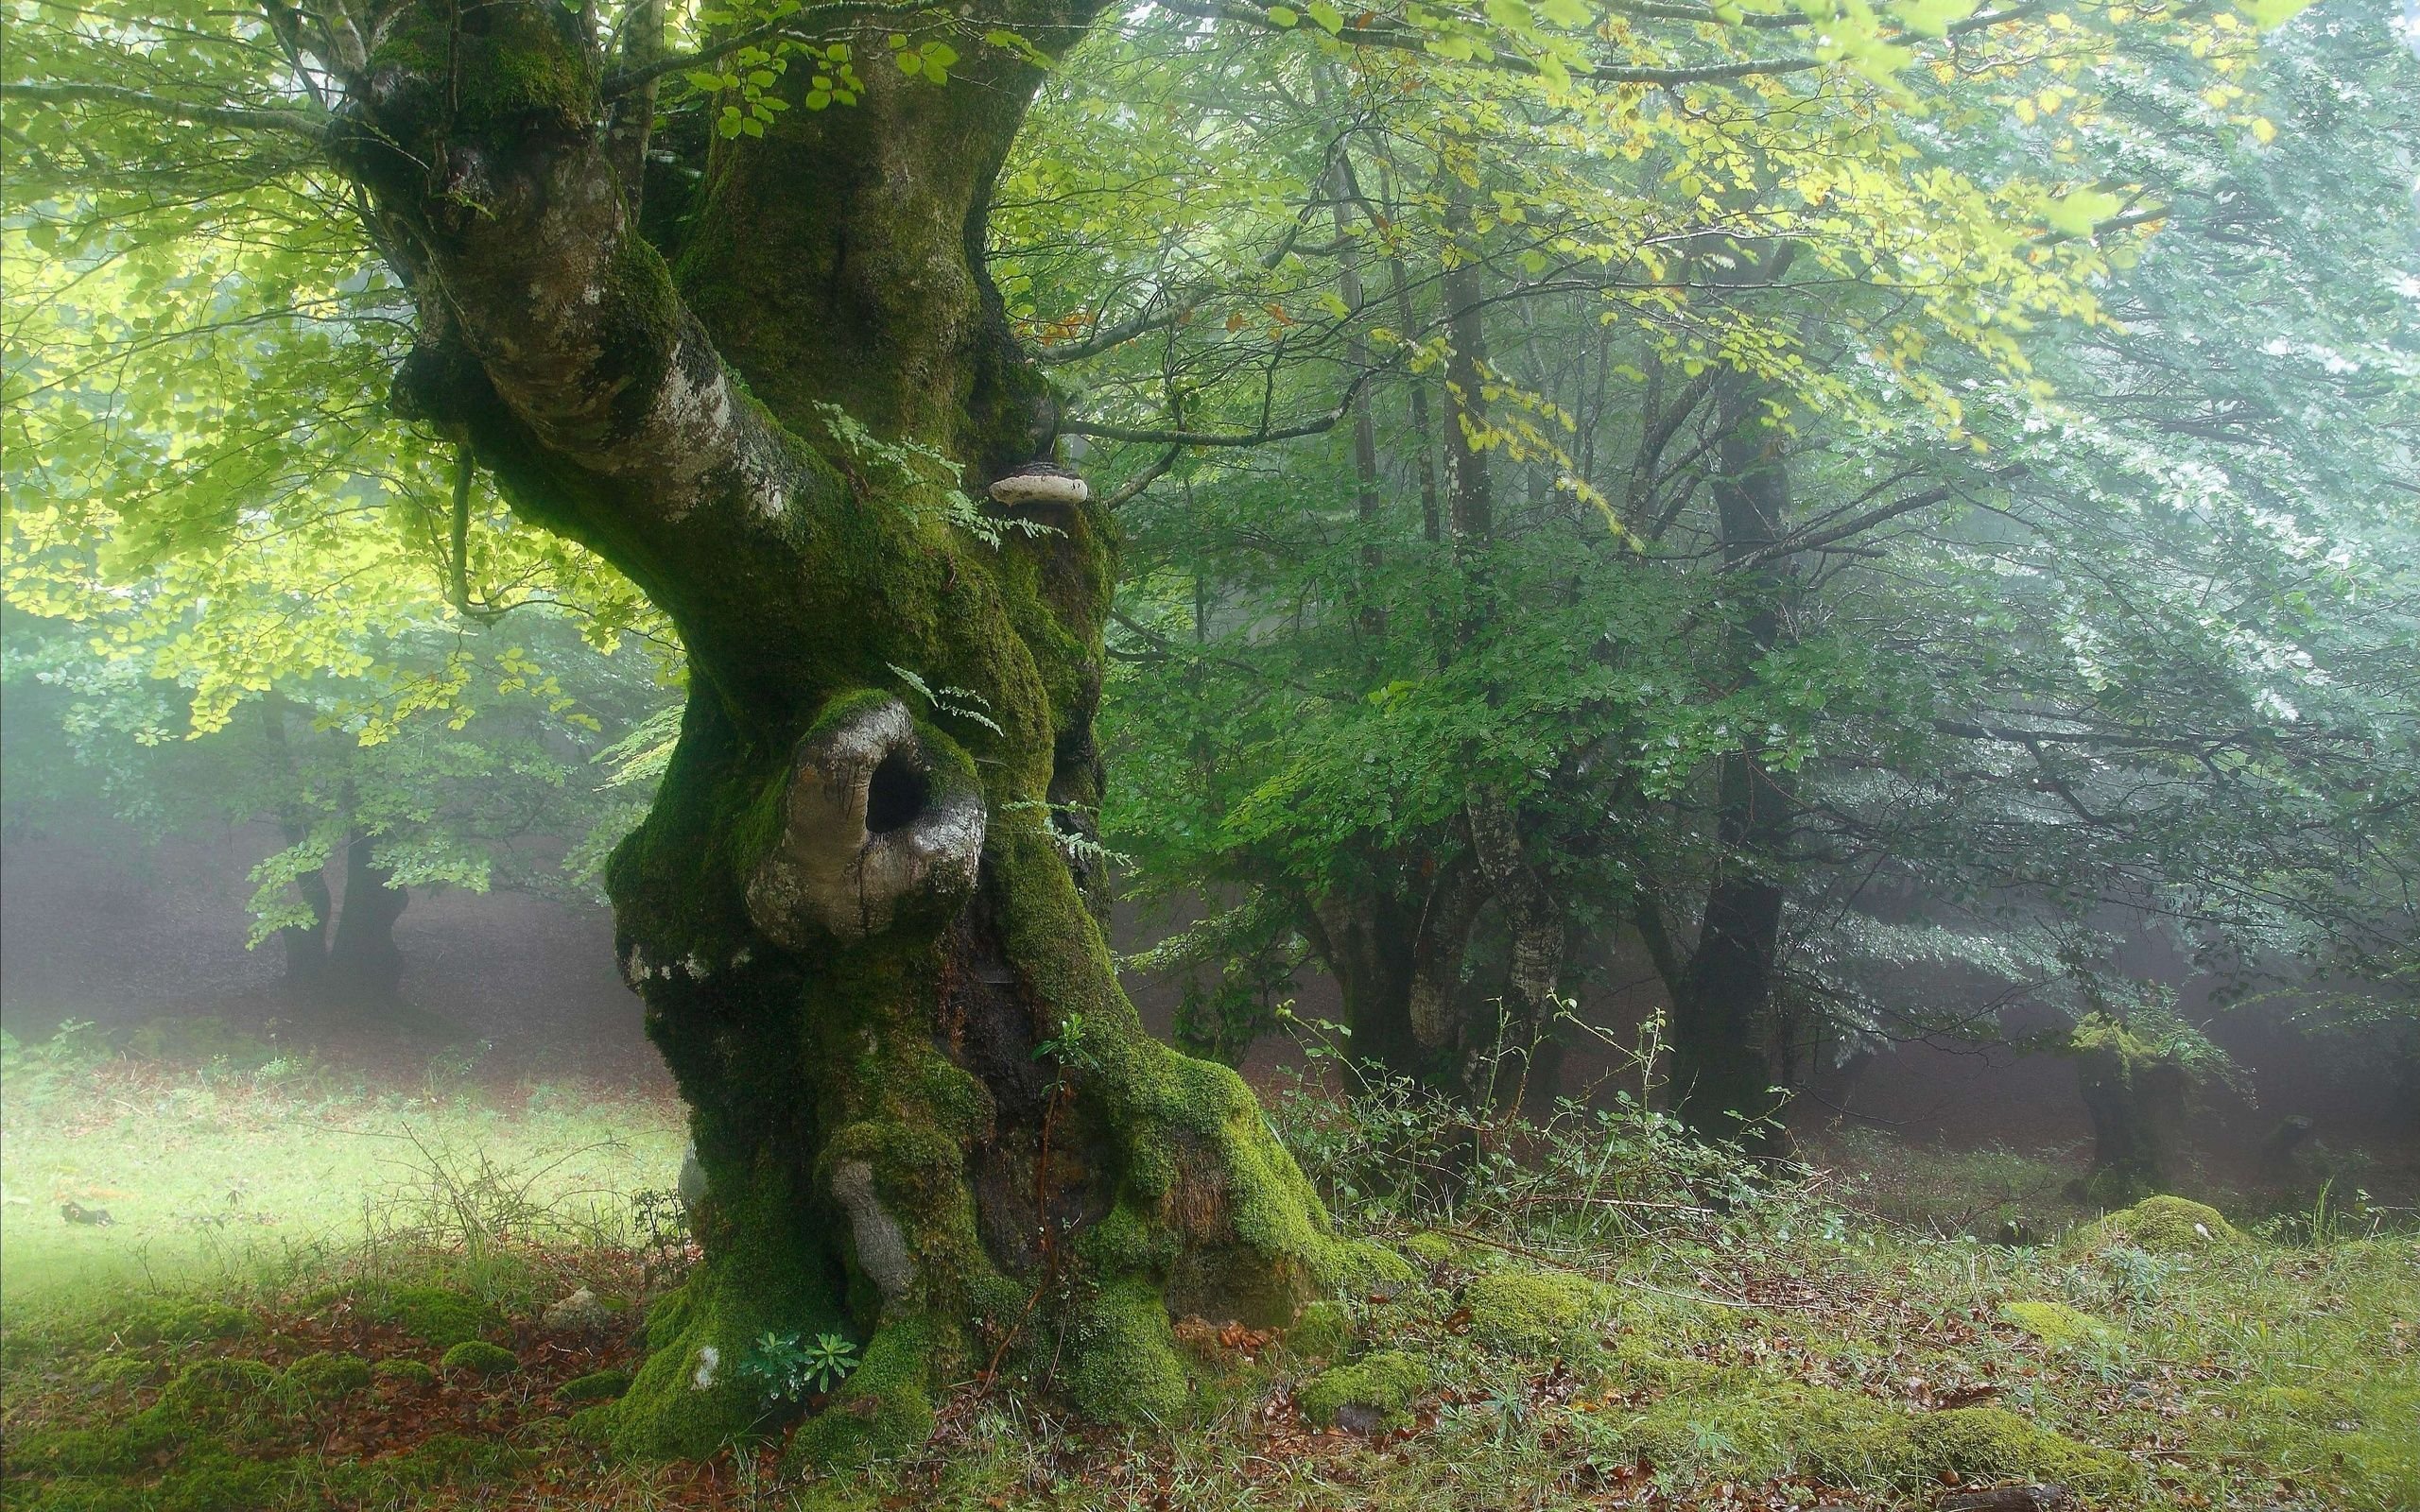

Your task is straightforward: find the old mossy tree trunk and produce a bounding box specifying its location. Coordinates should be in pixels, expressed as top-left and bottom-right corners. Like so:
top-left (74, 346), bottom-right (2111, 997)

top-left (334, 0), bottom-right (1390, 1463)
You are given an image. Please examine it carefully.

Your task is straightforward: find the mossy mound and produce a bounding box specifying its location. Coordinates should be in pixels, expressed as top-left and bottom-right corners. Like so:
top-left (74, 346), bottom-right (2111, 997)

top-left (1063, 1280), bottom-right (1192, 1427)
top-left (107, 1297), bottom-right (254, 1346)
top-left (1999, 1299), bottom-right (2118, 1349)
top-left (78, 1356), bottom-right (157, 1392)
top-left (1297, 1349), bottom-right (1426, 1431)
top-left (374, 1358), bottom-right (438, 1387)
top-left (786, 1315), bottom-right (943, 1469)
top-left (285, 1350), bottom-right (373, 1400)
top-left (561, 1368), bottom-right (631, 1402)
top-left (16, 1476), bottom-right (147, 1512)
top-left (1464, 1268), bottom-right (1610, 1349)
top-left (1589, 1379), bottom-right (2136, 1497)
top-left (1399, 1231), bottom-right (1459, 1267)
top-left (441, 1340), bottom-right (518, 1377)
top-left (381, 1285), bottom-right (500, 1348)
top-left (2083, 1195), bottom-right (2245, 1253)
top-left (151, 1451), bottom-right (286, 1512)
top-left (159, 1359), bottom-right (285, 1421)
top-left (318, 1432), bottom-right (534, 1502)
top-left (1283, 1299), bottom-right (1354, 1362)
top-left (10, 1418), bottom-right (182, 1478)
top-left (1898, 1406), bottom-right (2135, 1494)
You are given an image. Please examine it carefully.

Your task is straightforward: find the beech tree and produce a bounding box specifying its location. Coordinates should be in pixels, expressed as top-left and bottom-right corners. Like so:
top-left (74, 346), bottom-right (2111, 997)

top-left (5, 0), bottom-right (2340, 1465)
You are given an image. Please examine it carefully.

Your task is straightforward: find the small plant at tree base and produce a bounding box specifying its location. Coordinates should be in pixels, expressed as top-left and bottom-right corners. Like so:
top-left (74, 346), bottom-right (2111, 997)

top-left (737, 1332), bottom-right (858, 1407)
top-left (1030, 1011), bottom-right (1102, 1074)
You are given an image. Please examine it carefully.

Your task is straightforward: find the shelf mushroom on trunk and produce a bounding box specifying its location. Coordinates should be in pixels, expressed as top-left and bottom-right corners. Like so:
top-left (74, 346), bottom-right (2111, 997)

top-left (990, 461), bottom-right (1091, 514)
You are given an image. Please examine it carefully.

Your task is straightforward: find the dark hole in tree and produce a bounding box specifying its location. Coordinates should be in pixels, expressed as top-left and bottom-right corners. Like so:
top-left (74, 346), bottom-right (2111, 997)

top-left (865, 752), bottom-right (927, 834)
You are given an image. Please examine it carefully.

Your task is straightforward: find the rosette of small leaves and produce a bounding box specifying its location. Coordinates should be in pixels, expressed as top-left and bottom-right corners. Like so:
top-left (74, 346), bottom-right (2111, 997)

top-left (737, 1331), bottom-right (859, 1406)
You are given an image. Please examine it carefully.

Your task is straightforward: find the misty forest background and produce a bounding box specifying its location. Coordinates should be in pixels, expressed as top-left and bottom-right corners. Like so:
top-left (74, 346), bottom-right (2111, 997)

top-left (2, 0), bottom-right (2417, 1506)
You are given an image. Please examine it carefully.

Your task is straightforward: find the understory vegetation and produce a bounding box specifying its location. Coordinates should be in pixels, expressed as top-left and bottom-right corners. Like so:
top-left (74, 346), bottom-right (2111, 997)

top-left (3, 1033), bottom-right (2411, 1512)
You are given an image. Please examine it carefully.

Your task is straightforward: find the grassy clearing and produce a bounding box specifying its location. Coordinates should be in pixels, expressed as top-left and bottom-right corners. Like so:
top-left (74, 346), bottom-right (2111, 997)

top-left (0, 1017), bottom-right (686, 1309)
top-left (2, 1037), bottom-right (2412, 1512)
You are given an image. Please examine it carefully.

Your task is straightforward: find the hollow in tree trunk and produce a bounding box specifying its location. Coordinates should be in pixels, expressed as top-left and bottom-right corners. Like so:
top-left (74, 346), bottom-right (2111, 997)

top-left (326, 0), bottom-right (1385, 1464)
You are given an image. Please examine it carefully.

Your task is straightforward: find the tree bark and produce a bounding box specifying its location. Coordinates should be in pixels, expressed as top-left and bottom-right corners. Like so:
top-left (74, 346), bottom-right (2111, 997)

top-left (323, 0), bottom-right (1372, 1463)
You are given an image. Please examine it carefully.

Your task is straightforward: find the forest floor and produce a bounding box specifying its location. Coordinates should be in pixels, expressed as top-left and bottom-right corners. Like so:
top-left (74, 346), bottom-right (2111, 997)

top-left (2, 1020), bottom-right (2414, 1512)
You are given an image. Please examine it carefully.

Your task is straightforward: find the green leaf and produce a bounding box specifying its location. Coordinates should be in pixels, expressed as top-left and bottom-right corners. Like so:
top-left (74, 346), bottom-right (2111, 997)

top-left (2044, 187), bottom-right (2124, 236)
top-left (2237, 0), bottom-right (2314, 26)
top-left (1264, 4), bottom-right (1300, 25)
top-left (1484, 0), bottom-right (1534, 31)
top-left (1305, 0), bottom-right (1345, 31)
top-left (1890, 0), bottom-right (1978, 37)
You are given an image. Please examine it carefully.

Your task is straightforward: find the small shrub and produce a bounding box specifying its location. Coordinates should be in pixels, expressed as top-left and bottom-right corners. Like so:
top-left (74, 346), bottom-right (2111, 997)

top-left (736, 1330), bottom-right (859, 1406)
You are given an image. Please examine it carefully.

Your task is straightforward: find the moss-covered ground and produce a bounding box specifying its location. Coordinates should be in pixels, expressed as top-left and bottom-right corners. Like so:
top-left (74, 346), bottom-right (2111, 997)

top-left (4, 1036), bottom-right (2411, 1511)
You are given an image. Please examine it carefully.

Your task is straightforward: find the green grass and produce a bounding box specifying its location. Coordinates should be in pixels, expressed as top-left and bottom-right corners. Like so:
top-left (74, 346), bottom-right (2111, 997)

top-left (2, 1036), bottom-right (2413, 1511)
top-left (0, 1027), bottom-right (685, 1314)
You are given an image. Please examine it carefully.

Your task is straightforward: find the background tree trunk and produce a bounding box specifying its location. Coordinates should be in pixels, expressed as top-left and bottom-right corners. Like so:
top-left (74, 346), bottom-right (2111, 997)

top-left (273, 822), bottom-right (334, 995)
top-left (322, 833), bottom-right (408, 1008)
top-left (1664, 352), bottom-right (1797, 1150)
top-left (2074, 1043), bottom-right (2186, 1204)
top-left (331, 0), bottom-right (1378, 1464)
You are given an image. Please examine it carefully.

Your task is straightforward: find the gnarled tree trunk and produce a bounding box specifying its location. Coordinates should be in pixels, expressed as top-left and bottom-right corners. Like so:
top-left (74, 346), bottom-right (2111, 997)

top-left (327, 0), bottom-right (1373, 1464)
